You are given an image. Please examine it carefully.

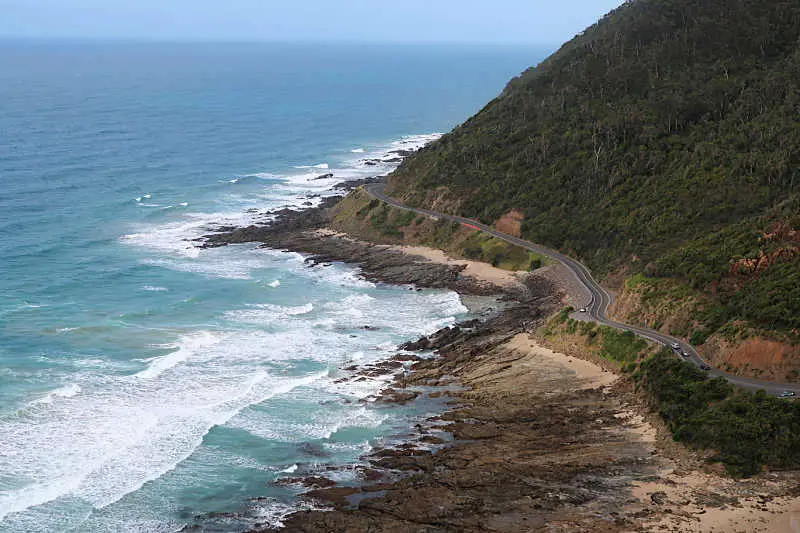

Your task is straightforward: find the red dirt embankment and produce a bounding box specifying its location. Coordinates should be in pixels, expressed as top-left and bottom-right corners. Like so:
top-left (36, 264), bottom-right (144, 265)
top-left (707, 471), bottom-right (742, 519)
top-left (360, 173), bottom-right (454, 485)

top-left (495, 209), bottom-right (524, 237)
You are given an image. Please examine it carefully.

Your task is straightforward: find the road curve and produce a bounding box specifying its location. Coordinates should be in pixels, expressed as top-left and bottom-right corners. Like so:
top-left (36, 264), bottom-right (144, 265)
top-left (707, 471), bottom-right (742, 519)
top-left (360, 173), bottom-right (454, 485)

top-left (364, 183), bottom-right (800, 396)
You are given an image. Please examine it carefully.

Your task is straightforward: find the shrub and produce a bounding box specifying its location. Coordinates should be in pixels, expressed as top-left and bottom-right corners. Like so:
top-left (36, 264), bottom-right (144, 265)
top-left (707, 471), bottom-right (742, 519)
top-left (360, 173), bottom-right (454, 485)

top-left (636, 352), bottom-right (800, 476)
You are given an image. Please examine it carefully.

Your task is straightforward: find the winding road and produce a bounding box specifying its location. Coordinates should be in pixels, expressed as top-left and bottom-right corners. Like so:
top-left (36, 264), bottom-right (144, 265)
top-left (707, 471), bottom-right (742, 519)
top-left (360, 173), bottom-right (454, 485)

top-left (365, 183), bottom-right (800, 396)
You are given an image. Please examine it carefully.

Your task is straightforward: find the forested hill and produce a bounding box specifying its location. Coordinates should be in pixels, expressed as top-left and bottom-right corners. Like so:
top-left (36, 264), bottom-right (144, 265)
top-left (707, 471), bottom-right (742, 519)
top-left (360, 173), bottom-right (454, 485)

top-left (389, 0), bottom-right (800, 275)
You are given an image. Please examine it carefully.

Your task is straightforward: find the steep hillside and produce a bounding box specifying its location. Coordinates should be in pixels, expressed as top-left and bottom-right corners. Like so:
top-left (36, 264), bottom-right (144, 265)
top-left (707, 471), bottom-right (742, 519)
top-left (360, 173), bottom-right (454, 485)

top-left (386, 0), bottom-right (800, 357)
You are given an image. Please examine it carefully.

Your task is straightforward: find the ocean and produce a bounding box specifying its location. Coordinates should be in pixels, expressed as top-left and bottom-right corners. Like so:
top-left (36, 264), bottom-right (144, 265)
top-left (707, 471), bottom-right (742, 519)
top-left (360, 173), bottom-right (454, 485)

top-left (0, 41), bottom-right (547, 532)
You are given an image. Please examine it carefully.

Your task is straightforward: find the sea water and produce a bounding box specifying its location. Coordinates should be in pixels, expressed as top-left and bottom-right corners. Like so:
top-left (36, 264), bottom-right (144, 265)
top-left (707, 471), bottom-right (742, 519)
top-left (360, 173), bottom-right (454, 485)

top-left (0, 41), bottom-right (548, 531)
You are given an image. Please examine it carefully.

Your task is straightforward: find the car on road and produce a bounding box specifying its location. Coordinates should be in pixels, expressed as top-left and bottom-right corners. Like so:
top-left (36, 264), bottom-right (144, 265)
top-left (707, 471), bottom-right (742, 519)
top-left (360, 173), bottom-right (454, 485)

top-left (671, 342), bottom-right (681, 350)
top-left (780, 391), bottom-right (796, 398)
top-left (700, 364), bottom-right (711, 371)
top-left (579, 308), bottom-right (587, 313)
top-left (681, 351), bottom-right (690, 358)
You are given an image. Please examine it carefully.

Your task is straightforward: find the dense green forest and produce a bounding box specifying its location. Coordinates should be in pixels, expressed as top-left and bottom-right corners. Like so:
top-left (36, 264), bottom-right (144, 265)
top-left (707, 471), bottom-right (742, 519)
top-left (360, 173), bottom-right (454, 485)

top-left (636, 351), bottom-right (800, 476)
top-left (389, 0), bottom-right (800, 337)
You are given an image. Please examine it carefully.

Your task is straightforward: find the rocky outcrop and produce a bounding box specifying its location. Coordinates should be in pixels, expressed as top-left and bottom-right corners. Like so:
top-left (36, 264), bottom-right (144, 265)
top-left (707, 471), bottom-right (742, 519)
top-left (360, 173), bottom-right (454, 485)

top-left (202, 197), bottom-right (509, 296)
top-left (270, 295), bottom-right (670, 532)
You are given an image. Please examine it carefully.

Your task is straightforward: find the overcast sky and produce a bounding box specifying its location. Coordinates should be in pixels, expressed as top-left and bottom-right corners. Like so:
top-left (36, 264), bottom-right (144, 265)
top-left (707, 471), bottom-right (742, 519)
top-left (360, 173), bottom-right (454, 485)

top-left (0, 1), bottom-right (625, 44)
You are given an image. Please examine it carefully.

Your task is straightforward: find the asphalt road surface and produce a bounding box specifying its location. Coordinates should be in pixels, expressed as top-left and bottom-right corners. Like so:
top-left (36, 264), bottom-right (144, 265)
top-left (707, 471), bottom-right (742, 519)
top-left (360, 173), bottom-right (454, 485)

top-left (365, 183), bottom-right (800, 397)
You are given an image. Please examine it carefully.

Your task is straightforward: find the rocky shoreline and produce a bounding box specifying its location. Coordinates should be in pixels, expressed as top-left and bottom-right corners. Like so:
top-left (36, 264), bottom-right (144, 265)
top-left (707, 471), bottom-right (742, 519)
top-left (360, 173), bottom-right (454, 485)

top-left (200, 184), bottom-right (800, 533)
top-left (203, 193), bottom-right (509, 298)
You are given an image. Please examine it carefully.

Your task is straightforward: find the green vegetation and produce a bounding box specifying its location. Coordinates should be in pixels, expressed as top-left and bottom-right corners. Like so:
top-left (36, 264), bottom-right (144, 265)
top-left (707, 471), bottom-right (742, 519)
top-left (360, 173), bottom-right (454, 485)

top-left (548, 310), bottom-right (800, 477)
top-left (599, 329), bottom-right (648, 366)
top-left (548, 309), bottom-right (651, 369)
top-left (461, 233), bottom-right (545, 271)
top-left (389, 0), bottom-right (800, 338)
top-left (635, 351), bottom-right (800, 477)
top-left (332, 189), bottom-right (538, 272)
top-left (729, 258), bottom-right (800, 331)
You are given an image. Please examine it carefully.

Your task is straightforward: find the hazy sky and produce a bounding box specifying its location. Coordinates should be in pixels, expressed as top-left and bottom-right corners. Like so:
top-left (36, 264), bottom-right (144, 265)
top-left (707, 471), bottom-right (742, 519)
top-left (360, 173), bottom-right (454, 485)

top-left (0, 0), bottom-right (625, 44)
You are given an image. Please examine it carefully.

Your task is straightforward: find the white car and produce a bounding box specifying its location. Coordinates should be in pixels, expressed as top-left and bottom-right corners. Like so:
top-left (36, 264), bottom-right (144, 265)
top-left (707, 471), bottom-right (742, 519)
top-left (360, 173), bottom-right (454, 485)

top-left (671, 342), bottom-right (680, 350)
top-left (579, 308), bottom-right (587, 313)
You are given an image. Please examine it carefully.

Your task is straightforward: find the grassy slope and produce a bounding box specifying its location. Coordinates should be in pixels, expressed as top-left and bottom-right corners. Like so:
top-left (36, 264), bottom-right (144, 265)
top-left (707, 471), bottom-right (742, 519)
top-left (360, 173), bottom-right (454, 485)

top-left (387, 0), bottom-right (800, 349)
top-left (330, 189), bottom-right (546, 272)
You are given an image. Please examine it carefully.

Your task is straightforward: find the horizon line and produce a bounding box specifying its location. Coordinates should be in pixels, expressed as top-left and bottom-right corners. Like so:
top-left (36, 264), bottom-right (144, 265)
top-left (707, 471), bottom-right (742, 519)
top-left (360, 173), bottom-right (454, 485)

top-left (0, 35), bottom-right (559, 48)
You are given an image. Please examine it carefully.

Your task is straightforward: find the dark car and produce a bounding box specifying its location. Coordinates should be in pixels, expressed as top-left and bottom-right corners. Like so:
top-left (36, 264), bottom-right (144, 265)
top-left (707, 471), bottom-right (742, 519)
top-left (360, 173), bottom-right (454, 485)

top-left (700, 364), bottom-right (711, 371)
top-left (780, 391), bottom-right (796, 398)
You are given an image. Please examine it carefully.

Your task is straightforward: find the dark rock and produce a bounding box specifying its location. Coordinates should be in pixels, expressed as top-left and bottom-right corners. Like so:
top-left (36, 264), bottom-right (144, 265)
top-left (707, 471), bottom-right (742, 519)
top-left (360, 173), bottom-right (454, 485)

top-left (303, 487), bottom-right (361, 510)
top-left (274, 476), bottom-right (336, 489)
top-left (376, 388), bottom-right (419, 404)
top-left (399, 336), bottom-right (431, 351)
top-left (388, 149), bottom-right (415, 157)
top-left (333, 175), bottom-right (385, 192)
top-left (298, 442), bottom-right (329, 458)
top-left (650, 491), bottom-right (668, 505)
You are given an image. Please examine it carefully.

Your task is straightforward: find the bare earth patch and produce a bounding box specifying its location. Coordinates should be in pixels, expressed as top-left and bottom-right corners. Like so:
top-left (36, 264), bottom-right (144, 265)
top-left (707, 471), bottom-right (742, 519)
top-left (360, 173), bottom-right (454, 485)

top-left (495, 209), bottom-right (525, 237)
top-left (389, 244), bottom-right (524, 289)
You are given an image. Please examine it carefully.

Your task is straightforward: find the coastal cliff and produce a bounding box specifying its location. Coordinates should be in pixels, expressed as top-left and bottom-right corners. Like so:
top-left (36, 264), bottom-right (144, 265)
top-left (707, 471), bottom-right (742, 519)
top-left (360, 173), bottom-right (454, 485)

top-left (386, 0), bottom-right (800, 379)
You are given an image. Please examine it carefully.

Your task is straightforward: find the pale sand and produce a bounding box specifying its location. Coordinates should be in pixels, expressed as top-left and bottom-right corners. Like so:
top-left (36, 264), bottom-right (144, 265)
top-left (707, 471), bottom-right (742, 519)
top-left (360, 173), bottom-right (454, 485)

top-left (311, 230), bottom-right (522, 289)
top-left (463, 333), bottom-right (618, 395)
top-left (630, 471), bottom-right (800, 533)
top-left (390, 245), bottom-right (522, 288)
top-left (624, 409), bottom-right (800, 533)
top-left (504, 333), bottom-right (617, 389)
top-left (519, 329), bottom-right (800, 533)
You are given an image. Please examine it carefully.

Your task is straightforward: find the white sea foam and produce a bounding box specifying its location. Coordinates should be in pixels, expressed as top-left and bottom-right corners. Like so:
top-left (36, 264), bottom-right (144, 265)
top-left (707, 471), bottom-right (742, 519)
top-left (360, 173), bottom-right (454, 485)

top-left (232, 398), bottom-right (388, 443)
top-left (280, 464), bottom-right (298, 474)
top-left (224, 303), bottom-right (314, 325)
top-left (350, 148), bottom-right (365, 153)
top-left (267, 280), bottom-right (281, 288)
top-left (32, 384), bottom-right (82, 405)
top-left (250, 499), bottom-right (329, 529)
top-left (0, 342), bottom-right (327, 523)
top-left (7, 131), bottom-right (456, 530)
top-left (134, 331), bottom-right (221, 379)
top-left (247, 172), bottom-right (280, 180)
top-left (141, 285), bottom-right (169, 292)
top-left (0, 289), bottom-right (464, 529)
top-left (121, 133), bottom-right (440, 267)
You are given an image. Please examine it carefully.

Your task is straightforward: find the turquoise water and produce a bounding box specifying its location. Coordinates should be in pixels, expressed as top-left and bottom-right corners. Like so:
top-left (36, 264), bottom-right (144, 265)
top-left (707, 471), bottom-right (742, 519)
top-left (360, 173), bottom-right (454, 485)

top-left (0, 41), bottom-right (547, 531)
